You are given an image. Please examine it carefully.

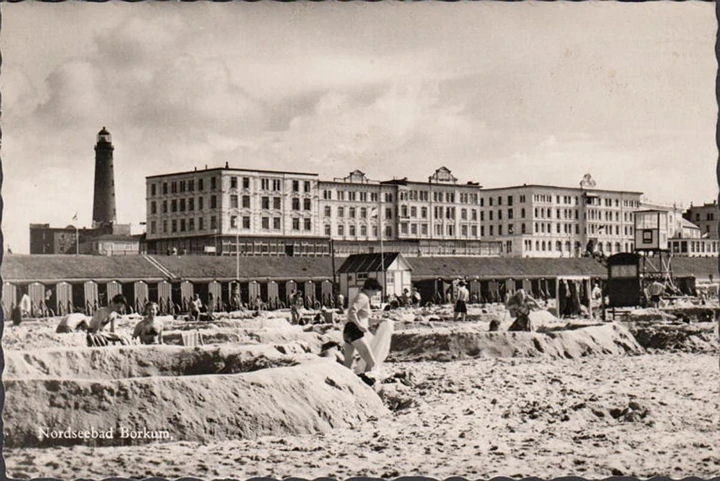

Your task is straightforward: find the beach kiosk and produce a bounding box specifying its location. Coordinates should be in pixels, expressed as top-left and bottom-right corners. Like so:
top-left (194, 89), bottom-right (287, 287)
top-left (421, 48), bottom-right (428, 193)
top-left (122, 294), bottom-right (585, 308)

top-left (338, 252), bottom-right (412, 307)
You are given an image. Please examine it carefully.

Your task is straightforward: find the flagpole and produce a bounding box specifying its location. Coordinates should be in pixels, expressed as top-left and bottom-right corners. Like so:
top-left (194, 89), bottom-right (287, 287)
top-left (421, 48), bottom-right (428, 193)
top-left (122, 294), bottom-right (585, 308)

top-left (379, 185), bottom-right (385, 302)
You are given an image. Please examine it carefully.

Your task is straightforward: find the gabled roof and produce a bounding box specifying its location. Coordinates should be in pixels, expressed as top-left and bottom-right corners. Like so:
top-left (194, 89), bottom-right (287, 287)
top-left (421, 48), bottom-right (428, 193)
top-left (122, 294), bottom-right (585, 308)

top-left (337, 252), bottom-right (407, 274)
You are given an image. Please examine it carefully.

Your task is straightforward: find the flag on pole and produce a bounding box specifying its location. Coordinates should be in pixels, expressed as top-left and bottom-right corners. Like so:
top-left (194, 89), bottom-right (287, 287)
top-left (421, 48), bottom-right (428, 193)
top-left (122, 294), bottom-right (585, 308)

top-left (369, 207), bottom-right (379, 218)
top-left (72, 212), bottom-right (78, 221)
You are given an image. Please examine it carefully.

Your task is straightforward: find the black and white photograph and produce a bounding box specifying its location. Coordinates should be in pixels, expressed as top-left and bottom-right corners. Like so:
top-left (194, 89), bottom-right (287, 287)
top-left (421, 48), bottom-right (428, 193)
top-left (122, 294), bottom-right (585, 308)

top-left (1, 2), bottom-right (719, 479)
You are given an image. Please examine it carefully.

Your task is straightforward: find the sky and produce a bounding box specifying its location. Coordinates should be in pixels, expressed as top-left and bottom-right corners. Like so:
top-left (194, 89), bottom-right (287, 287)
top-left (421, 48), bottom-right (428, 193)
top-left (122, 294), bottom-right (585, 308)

top-left (1, 2), bottom-right (716, 253)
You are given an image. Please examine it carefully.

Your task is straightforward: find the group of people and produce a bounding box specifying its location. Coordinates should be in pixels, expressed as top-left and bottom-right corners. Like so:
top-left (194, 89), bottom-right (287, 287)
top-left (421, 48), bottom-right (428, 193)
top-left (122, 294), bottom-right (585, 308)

top-left (56, 294), bottom-right (164, 346)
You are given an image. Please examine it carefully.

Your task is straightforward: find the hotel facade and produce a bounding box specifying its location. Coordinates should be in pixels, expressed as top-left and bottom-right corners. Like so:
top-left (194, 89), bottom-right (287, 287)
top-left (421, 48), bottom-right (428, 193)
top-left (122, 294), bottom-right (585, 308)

top-left (145, 165), bottom-right (645, 258)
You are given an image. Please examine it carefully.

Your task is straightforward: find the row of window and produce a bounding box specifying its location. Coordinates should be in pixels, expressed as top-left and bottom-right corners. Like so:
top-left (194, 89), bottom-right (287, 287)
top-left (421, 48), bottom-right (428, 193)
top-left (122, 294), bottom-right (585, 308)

top-left (228, 215), bottom-right (313, 232)
top-left (151, 176), bottom-right (316, 197)
top-left (150, 196), bottom-right (215, 214)
top-left (671, 240), bottom-right (719, 254)
top-left (150, 195), bottom-right (316, 214)
top-left (521, 239), bottom-right (633, 253)
top-left (330, 224), bottom-right (393, 237)
top-left (150, 216), bottom-right (216, 234)
top-left (150, 177), bottom-right (216, 196)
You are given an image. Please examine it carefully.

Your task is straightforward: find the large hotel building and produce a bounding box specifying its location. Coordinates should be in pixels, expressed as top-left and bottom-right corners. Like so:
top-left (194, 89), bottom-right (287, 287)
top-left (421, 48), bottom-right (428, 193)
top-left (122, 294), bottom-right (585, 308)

top-left (145, 164), bottom-right (647, 258)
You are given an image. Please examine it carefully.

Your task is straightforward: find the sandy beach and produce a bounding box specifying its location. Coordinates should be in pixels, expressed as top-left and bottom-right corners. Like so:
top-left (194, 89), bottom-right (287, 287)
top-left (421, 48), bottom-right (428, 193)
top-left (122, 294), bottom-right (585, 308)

top-left (3, 305), bottom-right (719, 479)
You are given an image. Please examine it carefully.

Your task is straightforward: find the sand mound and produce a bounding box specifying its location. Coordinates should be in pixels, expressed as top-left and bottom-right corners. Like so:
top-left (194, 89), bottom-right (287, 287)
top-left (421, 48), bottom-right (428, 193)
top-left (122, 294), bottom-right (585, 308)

top-left (389, 323), bottom-right (643, 362)
top-left (4, 360), bottom-right (387, 448)
top-left (627, 321), bottom-right (718, 353)
top-left (4, 342), bottom-right (317, 380)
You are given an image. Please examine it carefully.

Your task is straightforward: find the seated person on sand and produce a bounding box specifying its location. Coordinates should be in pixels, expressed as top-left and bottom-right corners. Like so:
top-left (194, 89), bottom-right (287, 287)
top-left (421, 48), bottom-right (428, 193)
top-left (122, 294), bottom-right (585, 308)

top-left (342, 278), bottom-right (382, 381)
top-left (56, 313), bottom-right (91, 333)
top-left (132, 302), bottom-right (164, 345)
top-left (86, 294), bottom-right (130, 346)
top-left (505, 289), bottom-right (541, 332)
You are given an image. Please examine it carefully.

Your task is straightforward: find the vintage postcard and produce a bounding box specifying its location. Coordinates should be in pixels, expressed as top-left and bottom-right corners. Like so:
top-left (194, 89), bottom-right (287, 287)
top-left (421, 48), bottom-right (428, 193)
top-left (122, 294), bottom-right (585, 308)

top-left (1, 1), bottom-right (718, 479)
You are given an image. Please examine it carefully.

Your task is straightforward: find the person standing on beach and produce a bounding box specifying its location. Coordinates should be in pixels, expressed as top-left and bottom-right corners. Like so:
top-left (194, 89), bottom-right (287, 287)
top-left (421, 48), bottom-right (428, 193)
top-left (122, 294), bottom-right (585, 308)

top-left (454, 281), bottom-right (470, 322)
top-left (343, 278), bottom-right (382, 380)
top-left (189, 293), bottom-right (203, 321)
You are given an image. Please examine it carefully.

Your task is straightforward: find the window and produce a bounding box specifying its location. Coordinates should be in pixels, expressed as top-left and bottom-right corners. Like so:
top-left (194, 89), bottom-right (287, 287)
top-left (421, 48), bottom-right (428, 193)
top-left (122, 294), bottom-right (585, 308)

top-left (338, 207), bottom-right (344, 217)
top-left (242, 216), bottom-right (250, 229)
top-left (210, 216), bottom-right (217, 230)
top-left (421, 207), bottom-right (428, 219)
top-left (292, 218), bottom-right (300, 230)
top-left (361, 207), bottom-right (367, 218)
top-left (273, 197), bottom-right (281, 210)
top-left (198, 217), bottom-right (204, 230)
top-left (325, 225), bottom-right (331, 236)
top-left (324, 206), bottom-right (331, 217)
top-left (261, 178), bottom-right (270, 190)
top-left (210, 195), bottom-right (217, 209)
top-left (171, 182), bottom-right (177, 194)
top-left (199, 197), bottom-right (204, 210)
top-left (304, 219), bottom-right (311, 231)
top-left (171, 220), bottom-right (177, 233)
top-left (243, 177), bottom-right (250, 189)
top-left (151, 201), bottom-right (157, 215)
top-left (292, 181), bottom-right (300, 192)
top-left (179, 181), bottom-right (185, 193)
top-left (262, 217), bottom-right (270, 229)
top-left (171, 199), bottom-right (177, 212)
top-left (198, 179), bottom-right (204, 191)
top-left (338, 225), bottom-right (344, 236)
top-left (304, 199), bottom-right (311, 211)
top-left (273, 179), bottom-right (281, 191)
top-left (151, 184), bottom-right (157, 196)
top-left (262, 197), bottom-right (270, 210)
top-left (231, 177), bottom-right (238, 189)
top-left (292, 198), bottom-right (300, 210)
top-left (188, 198), bottom-right (195, 211)
top-left (273, 217), bottom-right (281, 230)
top-left (304, 181), bottom-right (311, 193)
top-left (188, 218), bottom-right (194, 231)
top-left (350, 207), bottom-right (356, 218)
top-left (231, 216), bottom-right (238, 228)
top-left (385, 208), bottom-right (392, 219)
top-left (231, 195), bottom-right (238, 209)
top-left (150, 221), bottom-right (156, 234)
top-left (508, 209), bottom-right (513, 220)
top-left (179, 199), bottom-right (186, 212)
top-left (361, 225), bottom-right (368, 236)
top-left (188, 179), bottom-right (195, 191)
top-left (210, 177), bottom-right (217, 190)
top-left (242, 195), bottom-right (250, 208)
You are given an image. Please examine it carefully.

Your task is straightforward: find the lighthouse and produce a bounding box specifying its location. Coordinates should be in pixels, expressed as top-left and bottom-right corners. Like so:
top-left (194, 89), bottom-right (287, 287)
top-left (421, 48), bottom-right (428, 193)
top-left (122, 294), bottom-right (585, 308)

top-left (92, 127), bottom-right (117, 229)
